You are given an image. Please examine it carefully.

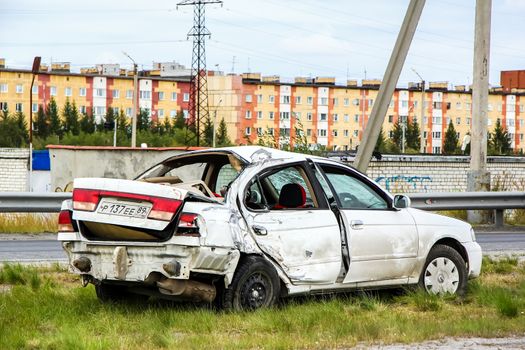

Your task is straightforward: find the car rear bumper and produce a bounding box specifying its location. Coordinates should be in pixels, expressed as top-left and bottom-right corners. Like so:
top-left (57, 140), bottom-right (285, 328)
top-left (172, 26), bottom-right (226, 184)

top-left (463, 241), bottom-right (482, 278)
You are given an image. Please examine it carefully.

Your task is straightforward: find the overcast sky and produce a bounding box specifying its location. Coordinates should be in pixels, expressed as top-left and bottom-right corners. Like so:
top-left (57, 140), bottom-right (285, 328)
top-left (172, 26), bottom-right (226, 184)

top-left (1, 0), bottom-right (525, 87)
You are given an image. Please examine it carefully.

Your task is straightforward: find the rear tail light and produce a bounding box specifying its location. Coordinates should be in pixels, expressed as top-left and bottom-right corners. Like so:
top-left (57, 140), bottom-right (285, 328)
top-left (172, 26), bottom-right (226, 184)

top-left (177, 213), bottom-right (200, 236)
top-left (58, 210), bottom-right (75, 232)
top-left (72, 188), bottom-right (182, 221)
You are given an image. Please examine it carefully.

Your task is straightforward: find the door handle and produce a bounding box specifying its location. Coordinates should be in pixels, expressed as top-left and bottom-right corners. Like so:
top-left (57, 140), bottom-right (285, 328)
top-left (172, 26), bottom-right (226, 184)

top-left (350, 220), bottom-right (364, 230)
top-left (252, 225), bottom-right (268, 236)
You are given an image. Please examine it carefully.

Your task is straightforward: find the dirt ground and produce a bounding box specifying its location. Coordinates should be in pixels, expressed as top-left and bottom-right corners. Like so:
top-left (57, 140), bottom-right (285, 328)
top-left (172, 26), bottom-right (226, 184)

top-left (357, 336), bottom-right (525, 350)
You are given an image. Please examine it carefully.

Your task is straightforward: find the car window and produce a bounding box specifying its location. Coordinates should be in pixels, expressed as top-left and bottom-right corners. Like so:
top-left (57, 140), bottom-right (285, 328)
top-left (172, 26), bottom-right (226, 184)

top-left (321, 165), bottom-right (388, 209)
top-left (215, 164), bottom-right (238, 192)
top-left (245, 165), bottom-right (318, 210)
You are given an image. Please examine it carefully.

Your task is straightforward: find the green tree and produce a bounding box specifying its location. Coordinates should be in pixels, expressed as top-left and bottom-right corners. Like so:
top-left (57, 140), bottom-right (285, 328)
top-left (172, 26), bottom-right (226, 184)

top-left (202, 116), bottom-right (214, 146)
top-left (117, 109), bottom-right (128, 135)
top-left (105, 107), bottom-right (116, 131)
top-left (136, 108), bottom-right (151, 131)
top-left (489, 119), bottom-right (512, 155)
top-left (63, 99), bottom-right (80, 135)
top-left (174, 111), bottom-right (186, 129)
top-left (34, 105), bottom-right (50, 139)
top-left (216, 117), bottom-right (232, 146)
top-left (391, 120), bottom-right (403, 150)
top-left (79, 111), bottom-right (96, 134)
top-left (47, 98), bottom-right (61, 137)
top-left (443, 120), bottom-right (459, 155)
top-left (374, 127), bottom-right (386, 153)
top-left (162, 116), bottom-right (172, 136)
top-left (406, 119), bottom-right (421, 151)
top-left (0, 111), bottom-right (28, 147)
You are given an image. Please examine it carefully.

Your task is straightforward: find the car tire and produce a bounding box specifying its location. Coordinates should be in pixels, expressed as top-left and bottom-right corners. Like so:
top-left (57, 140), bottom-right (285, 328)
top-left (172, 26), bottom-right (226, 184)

top-left (419, 244), bottom-right (468, 296)
top-left (221, 255), bottom-right (281, 311)
top-left (95, 282), bottom-right (127, 303)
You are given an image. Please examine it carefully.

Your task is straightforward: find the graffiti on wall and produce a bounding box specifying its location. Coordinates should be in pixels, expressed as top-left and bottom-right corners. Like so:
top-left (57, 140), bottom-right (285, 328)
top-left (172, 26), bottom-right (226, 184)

top-left (375, 175), bottom-right (433, 192)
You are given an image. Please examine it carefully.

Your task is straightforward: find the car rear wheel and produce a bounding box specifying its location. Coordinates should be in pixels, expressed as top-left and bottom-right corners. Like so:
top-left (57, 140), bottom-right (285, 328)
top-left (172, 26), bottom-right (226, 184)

top-left (221, 255), bottom-right (281, 311)
top-left (419, 244), bottom-right (467, 296)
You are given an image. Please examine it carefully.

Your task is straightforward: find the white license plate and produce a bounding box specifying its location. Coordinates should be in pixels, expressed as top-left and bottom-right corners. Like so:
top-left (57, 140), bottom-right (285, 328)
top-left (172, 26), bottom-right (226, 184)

top-left (96, 199), bottom-right (152, 219)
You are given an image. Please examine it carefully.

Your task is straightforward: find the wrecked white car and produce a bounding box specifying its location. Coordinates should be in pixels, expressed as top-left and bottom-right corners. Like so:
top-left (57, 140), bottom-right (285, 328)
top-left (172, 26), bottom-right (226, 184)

top-left (58, 146), bottom-right (482, 310)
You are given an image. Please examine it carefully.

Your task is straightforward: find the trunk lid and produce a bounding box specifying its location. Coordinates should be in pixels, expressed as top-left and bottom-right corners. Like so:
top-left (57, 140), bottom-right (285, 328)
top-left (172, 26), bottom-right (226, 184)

top-left (72, 178), bottom-right (188, 241)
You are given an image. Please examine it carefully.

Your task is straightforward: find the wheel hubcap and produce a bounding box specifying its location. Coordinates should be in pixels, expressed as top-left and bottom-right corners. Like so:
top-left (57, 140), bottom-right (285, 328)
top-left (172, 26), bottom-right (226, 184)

top-left (240, 272), bottom-right (270, 310)
top-left (424, 257), bottom-right (460, 294)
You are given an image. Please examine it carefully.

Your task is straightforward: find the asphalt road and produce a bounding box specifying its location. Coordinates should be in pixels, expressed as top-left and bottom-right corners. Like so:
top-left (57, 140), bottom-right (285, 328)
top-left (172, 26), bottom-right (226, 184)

top-left (0, 231), bottom-right (524, 263)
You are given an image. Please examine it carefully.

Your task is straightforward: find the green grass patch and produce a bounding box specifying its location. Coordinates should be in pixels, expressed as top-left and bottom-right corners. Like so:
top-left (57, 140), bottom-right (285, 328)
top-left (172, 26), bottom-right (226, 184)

top-left (0, 258), bottom-right (524, 349)
top-left (0, 213), bottom-right (58, 234)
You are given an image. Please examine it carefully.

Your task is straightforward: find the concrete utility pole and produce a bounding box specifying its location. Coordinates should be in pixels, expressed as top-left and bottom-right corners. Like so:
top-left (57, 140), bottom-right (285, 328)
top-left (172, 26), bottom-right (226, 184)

top-left (354, 0), bottom-right (426, 173)
top-left (467, 0), bottom-right (492, 224)
top-left (123, 52), bottom-right (138, 148)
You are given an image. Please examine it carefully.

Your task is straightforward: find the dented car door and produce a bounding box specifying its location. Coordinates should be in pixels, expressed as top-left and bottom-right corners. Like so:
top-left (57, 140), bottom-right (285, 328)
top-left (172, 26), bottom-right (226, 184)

top-left (243, 162), bottom-right (342, 285)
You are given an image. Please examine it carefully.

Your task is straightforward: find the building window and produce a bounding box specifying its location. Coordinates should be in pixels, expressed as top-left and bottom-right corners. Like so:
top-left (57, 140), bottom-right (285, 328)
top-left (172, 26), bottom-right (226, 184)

top-left (343, 129), bottom-right (349, 137)
top-left (388, 115), bottom-right (393, 123)
top-left (65, 87), bottom-right (72, 97)
top-left (158, 91), bottom-right (164, 100)
top-left (245, 127), bottom-right (251, 135)
top-left (307, 129), bottom-right (312, 136)
top-left (112, 107), bottom-right (119, 115)
top-left (16, 84), bottom-right (23, 94)
top-left (32, 85), bottom-right (38, 94)
top-left (183, 93), bottom-right (190, 102)
top-left (0, 102), bottom-right (7, 111)
top-left (307, 96), bottom-right (313, 105)
top-left (257, 111), bottom-right (263, 119)
top-left (280, 112), bottom-right (289, 120)
top-left (332, 129), bottom-right (338, 137)
top-left (15, 103), bottom-right (23, 112)
top-left (171, 92), bottom-right (177, 101)
top-left (257, 127), bottom-right (263, 136)
top-left (95, 106), bottom-right (105, 115)
top-left (126, 90), bottom-right (133, 99)
top-left (318, 129), bottom-right (327, 137)
top-left (80, 106), bottom-right (87, 114)
top-left (456, 102), bottom-right (462, 109)
top-left (267, 128), bottom-right (274, 136)
top-left (280, 95), bottom-right (290, 104)
top-left (353, 130), bottom-right (359, 137)
top-left (354, 114), bottom-right (359, 123)
top-left (344, 98), bottom-right (349, 106)
top-left (307, 113), bottom-right (313, 121)
top-left (77, 87), bottom-right (85, 97)
top-left (333, 98), bottom-right (338, 106)
top-left (520, 105), bottom-right (525, 113)
top-left (432, 131), bottom-right (441, 139)
top-left (50, 86), bottom-right (57, 96)
top-left (0, 84), bottom-right (8, 93)
top-left (319, 97), bottom-right (328, 106)
top-left (432, 117), bottom-right (442, 124)
top-left (245, 110), bottom-right (252, 119)
top-left (256, 94), bottom-right (263, 103)
top-left (269, 111), bottom-right (274, 120)
top-left (432, 146), bottom-right (441, 154)
top-left (245, 94), bottom-right (252, 103)
top-left (269, 95), bottom-right (275, 103)
top-left (126, 108), bottom-right (132, 116)
top-left (139, 90), bottom-right (151, 99)
top-left (295, 96), bottom-right (301, 104)
top-left (113, 89), bottom-right (120, 98)
top-left (467, 117), bottom-right (471, 125)
top-left (319, 113), bottom-right (327, 121)
top-left (294, 112), bottom-right (301, 121)
top-left (456, 117), bottom-right (461, 125)
top-left (170, 110), bottom-right (177, 117)
top-left (95, 88), bottom-right (105, 97)
top-left (497, 104), bottom-right (502, 112)
top-left (158, 109), bottom-right (164, 117)
top-left (368, 99), bottom-right (374, 107)
top-left (32, 103), bottom-right (38, 113)
top-left (333, 114), bottom-right (338, 122)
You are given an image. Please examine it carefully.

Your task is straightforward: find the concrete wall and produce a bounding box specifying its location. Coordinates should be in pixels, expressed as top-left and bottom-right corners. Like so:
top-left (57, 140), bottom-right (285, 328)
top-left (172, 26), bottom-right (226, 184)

top-left (366, 155), bottom-right (525, 193)
top-left (0, 148), bottom-right (29, 191)
top-left (48, 146), bottom-right (199, 192)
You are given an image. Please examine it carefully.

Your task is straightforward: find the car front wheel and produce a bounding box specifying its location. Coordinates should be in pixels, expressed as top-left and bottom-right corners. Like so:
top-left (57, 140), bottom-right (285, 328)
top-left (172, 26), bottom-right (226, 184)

top-left (419, 244), bottom-right (468, 296)
top-left (221, 255), bottom-right (281, 311)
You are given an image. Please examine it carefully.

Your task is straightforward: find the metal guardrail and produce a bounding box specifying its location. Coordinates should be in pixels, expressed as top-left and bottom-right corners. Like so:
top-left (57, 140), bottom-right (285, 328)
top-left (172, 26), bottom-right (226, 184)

top-left (0, 191), bottom-right (524, 227)
top-left (409, 191), bottom-right (525, 227)
top-left (0, 192), bottom-right (71, 213)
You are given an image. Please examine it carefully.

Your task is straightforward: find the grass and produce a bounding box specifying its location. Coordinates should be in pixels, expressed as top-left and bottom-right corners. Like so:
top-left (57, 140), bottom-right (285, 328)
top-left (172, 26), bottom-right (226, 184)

top-left (0, 259), bottom-right (524, 349)
top-left (0, 213), bottom-right (58, 233)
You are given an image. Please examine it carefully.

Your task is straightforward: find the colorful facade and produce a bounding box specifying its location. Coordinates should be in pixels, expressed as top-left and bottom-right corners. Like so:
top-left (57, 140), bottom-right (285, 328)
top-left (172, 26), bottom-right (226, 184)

top-left (1, 63), bottom-right (525, 153)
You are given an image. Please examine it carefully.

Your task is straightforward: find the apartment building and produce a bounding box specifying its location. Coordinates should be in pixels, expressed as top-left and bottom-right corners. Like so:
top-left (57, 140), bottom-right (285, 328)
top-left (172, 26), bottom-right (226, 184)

top-left (1, 58), bottom-right (525, 153)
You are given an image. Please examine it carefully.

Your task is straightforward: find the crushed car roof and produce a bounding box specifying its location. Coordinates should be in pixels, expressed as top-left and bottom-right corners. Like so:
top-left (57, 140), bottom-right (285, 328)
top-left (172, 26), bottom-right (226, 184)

top-left (186, 146), bottom-right (322, 164)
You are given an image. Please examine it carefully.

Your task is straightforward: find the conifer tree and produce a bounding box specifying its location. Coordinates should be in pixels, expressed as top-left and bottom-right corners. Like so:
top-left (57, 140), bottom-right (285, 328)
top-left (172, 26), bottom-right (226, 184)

top-left (79, 111), bottom-right (96, 134)
top-left (117, 109), bottom-right (128, 135)
top-left (63, 99), bottom-right (80, 135)
top-left (47, 98), bottom-right (61, 137)
top-left (489, 119), bottom-right (512, 155)
top-left (34, 105), bottom-right (50, 138)
top-left (216, 117), bottom-right (231, 146)
top-left (443, 120), bottom-right (459, 154)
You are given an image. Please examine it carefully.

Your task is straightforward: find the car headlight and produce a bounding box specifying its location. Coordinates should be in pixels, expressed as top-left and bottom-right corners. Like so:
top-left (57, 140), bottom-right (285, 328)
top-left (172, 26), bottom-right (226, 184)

top-left (470, 227), bottom-right (476, 242)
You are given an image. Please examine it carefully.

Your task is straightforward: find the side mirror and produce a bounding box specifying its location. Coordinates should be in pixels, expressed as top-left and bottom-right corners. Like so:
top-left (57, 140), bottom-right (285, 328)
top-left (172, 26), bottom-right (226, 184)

top-left (393, 194), bottom-right (411, 209)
